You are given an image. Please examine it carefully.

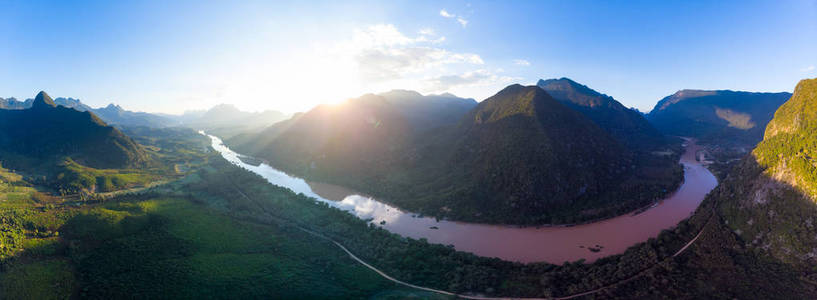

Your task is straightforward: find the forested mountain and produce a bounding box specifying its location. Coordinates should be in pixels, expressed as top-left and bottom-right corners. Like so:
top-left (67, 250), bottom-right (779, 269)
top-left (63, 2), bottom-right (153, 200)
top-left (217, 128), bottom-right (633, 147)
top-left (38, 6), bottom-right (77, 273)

top-left (0, 91), bottom-right (147, 169)
top-left (647, 89), bottom-right (791, 145)
top-left (229, 85), bottom-right (681, 224)
top-left (537, 78), bottom-right (666, 151)
top-left (716, 78), bottom-right (817, 266)
top-left (413, 85), bottom-right (634, 222)
top-left (229, 90), bottom-right (476, 156)
top-left (376, 90), bottom-right (478, 131)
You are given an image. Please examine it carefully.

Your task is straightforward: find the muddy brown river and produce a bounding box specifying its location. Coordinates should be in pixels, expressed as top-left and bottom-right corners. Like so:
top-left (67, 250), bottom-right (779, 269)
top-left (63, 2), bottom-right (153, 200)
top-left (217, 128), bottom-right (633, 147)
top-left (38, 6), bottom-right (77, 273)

top-left (207, 134), bottom-right (717, 264)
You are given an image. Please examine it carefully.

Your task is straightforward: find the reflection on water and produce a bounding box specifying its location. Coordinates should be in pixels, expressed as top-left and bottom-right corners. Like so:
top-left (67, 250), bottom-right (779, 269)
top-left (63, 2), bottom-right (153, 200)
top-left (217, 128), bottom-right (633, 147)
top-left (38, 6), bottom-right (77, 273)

top-left (207, 134), bottom-right (408, 224)
top-left (206, 133), bottom-right (717, 264)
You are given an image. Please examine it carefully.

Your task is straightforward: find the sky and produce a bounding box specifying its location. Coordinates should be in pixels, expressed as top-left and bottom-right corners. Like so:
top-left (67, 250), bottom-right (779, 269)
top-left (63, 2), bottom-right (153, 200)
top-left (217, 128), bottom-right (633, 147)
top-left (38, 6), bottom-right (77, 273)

top-left (1, 0), bottom-right (816, 114)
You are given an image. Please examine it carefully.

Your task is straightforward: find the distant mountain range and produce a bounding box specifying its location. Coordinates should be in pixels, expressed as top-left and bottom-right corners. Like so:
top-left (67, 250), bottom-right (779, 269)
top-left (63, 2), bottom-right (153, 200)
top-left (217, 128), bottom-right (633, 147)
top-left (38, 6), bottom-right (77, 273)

top-left (0, 92), bottom-right (147, 169)
top-left (647, 89), bottom-right (791, 145)
top-left (0, 95), bottom-right (289, 135)
top-left (228, 82), bottom-right (682, 224)
top-left (0, 96), bottom-right (177, 128)
top-left (181, 104), bottom-right (289, 138)
top-left (0, 97), bottom-right (33, 109)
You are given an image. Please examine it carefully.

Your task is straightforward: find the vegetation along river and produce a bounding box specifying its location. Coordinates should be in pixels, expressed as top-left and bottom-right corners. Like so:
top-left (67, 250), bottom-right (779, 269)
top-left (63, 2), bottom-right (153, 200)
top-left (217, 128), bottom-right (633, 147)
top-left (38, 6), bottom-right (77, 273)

top-left (206, 133), bottom-right (717, 264)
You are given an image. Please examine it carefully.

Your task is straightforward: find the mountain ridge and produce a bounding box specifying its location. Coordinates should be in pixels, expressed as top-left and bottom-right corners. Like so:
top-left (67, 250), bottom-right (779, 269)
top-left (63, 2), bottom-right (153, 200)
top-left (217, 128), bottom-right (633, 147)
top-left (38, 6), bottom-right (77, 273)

top-left (537, 78), bottom-right (667, 151)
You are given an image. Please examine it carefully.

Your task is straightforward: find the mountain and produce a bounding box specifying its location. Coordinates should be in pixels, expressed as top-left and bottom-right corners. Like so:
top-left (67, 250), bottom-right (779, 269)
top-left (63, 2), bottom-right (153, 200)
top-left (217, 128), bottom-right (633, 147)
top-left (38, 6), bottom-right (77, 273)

top-left (167, 110), bottom-right (206, 124)
top-left (229, 86), bottom-right (681, 224)
top-left (228, 90), bottom-right (476, 161)
top-left (93, 103), bottom-right (177, 128)
top-left (181, 104), bottom-right (289, 138)
top-left (537, 78), bottom-right (666, 151)
top-left (231, 94), bottom-right (423, 183)
top-left (0, 91), bottom-right (147, 169)
top-left (415, 85), bottom-right (634, 222)
top-left (54, 97), bottom-right (94, 111)
top-left (647, 89), bottom-right (791, 145)
top-left (377, 90), bottom-right (477, 131)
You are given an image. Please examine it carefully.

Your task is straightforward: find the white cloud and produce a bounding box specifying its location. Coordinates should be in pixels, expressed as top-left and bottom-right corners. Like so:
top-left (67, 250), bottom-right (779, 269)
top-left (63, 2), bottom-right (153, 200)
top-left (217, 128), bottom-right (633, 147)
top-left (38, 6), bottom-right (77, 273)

top-left (424, 69), bottom-right (514, 92)
top-left (298, 23), bottom-right (507, 104)
top-left (416, 28), bottom-right (445, 43)
top-left (351, 24), bottom-right (415, 48)
top-left (418, 28), bottom-right (436, 36)
top-left (355, 47), bottom-right (482, 81)
top-left (513, 59), bottom-right (530, 66)
top-left (440, 9), bottom-right (468, 28)
top-left (802, 65), bottom-right (816, 72)
top-left (335, 24), bottom-right (482, 83)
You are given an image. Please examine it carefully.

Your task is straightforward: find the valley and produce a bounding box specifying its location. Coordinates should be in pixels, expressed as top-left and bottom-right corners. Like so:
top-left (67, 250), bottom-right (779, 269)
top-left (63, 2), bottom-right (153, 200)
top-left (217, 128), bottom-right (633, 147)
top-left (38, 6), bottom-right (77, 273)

top-left (209, 133), bottom-right (717, 263)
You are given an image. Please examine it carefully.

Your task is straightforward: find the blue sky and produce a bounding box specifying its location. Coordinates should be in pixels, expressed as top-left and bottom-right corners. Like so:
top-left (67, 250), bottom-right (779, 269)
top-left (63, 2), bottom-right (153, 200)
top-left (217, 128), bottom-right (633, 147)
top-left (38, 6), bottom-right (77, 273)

top-left (1, 0), bottom-right (815, 114)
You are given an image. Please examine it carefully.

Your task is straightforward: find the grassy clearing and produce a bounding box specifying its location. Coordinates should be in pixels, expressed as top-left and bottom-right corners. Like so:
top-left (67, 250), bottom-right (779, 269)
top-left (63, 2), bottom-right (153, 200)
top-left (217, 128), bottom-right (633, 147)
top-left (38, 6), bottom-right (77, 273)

top-left (0, 166), bottom-right (37, 209)
top-left (54, 159), bottom-right (157, 193)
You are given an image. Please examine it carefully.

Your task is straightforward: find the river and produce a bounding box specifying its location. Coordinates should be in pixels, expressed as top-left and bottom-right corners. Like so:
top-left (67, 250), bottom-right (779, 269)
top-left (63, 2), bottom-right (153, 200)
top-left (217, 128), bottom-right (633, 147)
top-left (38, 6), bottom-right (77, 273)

top-left (206, 134), bottom-right (717, 264)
